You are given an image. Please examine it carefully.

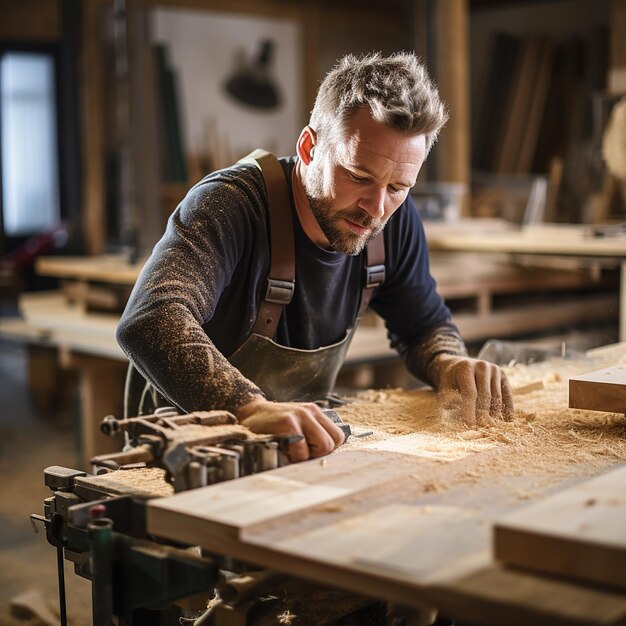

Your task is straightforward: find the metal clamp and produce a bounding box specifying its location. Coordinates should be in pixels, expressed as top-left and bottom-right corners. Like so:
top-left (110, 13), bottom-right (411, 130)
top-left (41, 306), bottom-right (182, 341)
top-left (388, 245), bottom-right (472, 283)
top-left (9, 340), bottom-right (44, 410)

top-left (265, 278), bottom-right (295, 304)
top-left (364, 264), bottom-right (385, 288)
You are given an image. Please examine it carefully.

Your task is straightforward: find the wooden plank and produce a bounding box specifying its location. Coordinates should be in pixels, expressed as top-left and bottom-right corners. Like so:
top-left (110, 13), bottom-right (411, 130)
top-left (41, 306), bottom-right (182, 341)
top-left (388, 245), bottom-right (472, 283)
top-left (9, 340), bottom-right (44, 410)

top-left (434, 0), bottom-right (470, 201)
top-left (128, 0), bottom-right (166, 257)
top-left (430, 563), bottom-right (626, 626)
top-left (494, 465), bottom-right (626, 590)
top-left (472, 33), bottom-right (520, 171)
top-left (147, 449), bottom-right (488, 605)
top-left (0, 318), bottom-right (49, 344)
top-left (36, 255), bottom-right (144, 285)
top-left (148, 450), bottom-right (420, 537)
top-left (495, 36), bottom-right (541, 174)
top-left (610, 0), bottom-right (626, 74)
top-left (19, 291), bottom-right (125, 360)
top-left (81, 0), bottom-right (108, 255)
top-left (146, 448), bottom-right (626, 625)
top-left (569, 365), bottom-right (626, 414)
top-left (515, 38), bottom-right (554, 173)
top-left (432, 256), bottom-right (617, 300)
top-left (425, 222), bottom-right (626, 257)
top-left (454, 293), bottom-right (618, 342)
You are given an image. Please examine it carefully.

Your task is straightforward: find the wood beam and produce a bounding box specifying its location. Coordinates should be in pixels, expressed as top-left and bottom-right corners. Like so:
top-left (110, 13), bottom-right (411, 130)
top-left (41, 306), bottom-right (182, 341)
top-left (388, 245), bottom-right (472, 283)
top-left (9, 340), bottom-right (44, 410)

top-left (0, 0), bottom-right (60, 41)
top-left (81, 0), bottom-right (108, 255)
top-left (434, 0), bottom-right (470, 190)
top-left (609, 0), bottom-right (626, 91)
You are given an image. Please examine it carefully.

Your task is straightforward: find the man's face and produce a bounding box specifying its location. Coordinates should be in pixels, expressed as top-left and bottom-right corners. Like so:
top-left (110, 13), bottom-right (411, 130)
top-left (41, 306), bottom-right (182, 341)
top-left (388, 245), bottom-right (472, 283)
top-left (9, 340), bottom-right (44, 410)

top-left (303, 108), bottom-right (426, 255)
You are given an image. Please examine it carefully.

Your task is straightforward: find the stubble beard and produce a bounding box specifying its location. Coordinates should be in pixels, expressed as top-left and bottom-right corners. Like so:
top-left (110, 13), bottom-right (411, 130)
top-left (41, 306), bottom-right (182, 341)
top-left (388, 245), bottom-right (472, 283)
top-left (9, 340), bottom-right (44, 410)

top-left (304, 164), bottom-right (385, 256)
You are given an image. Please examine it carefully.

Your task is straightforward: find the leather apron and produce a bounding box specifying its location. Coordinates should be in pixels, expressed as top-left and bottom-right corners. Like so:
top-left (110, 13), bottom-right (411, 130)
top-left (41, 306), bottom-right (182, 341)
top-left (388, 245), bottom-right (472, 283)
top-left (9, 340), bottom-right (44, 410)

top-left (228, 150), bottom-right (385, 402)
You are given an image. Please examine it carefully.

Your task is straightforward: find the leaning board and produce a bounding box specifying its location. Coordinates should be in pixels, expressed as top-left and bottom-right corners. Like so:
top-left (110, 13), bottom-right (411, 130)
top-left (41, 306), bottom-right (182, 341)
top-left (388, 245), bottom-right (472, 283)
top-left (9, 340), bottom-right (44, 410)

top-left (494, 464), bottom-right (626, 589)
top-left (569, 365), bottom-right (626, 414)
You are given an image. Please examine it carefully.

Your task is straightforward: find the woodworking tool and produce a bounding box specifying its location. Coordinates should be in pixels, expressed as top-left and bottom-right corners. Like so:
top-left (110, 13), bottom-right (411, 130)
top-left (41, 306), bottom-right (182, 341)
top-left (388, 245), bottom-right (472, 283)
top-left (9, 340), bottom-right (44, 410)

top-left (95, 407), bottom-right (353, 490)
top-left (30, 407), bottom-right (371, 625)
top-left (96, 410), bottom-right (292, 491)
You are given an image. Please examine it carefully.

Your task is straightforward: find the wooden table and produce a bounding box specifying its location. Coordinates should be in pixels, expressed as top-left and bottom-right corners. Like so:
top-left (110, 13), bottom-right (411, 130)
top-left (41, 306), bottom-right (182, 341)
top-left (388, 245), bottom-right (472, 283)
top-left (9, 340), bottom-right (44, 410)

top-left (426, 221), bottom-right (626, 340)
top-left (36, 254), bottom-right (145, 285)
top-left (36, 244), bottom-right (619, 346)
top-left (146, 342), bottom-right (626, 625)
top-left (3, 291), bottom-right (129, 467)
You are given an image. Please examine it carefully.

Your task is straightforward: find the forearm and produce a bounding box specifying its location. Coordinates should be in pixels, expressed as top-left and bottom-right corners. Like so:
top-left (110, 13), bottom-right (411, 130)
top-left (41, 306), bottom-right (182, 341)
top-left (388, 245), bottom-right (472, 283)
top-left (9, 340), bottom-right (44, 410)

top-left (117, 302), bottom-right (263, 414)
top-left (402, 322), bottom-right (468, 389)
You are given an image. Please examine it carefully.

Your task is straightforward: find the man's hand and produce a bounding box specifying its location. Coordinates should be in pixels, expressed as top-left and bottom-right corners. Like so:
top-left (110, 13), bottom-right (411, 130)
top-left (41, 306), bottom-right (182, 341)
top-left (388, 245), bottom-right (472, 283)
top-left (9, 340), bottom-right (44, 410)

top-left (432, 355), bottom-right (514, 427)
top-left (235, 397), bottom-right (346, 462)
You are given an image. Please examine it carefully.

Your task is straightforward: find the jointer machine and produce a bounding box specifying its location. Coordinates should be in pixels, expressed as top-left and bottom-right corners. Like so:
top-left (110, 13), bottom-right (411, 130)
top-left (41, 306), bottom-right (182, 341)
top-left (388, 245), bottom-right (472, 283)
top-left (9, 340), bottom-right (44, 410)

top-left (30, 406), bottom-right (389, 626)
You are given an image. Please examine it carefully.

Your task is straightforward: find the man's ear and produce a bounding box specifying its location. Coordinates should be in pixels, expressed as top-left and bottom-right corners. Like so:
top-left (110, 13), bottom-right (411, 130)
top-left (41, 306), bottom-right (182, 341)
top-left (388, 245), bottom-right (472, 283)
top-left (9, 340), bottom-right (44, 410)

top-left (296, 126), bottom-right (317, 165)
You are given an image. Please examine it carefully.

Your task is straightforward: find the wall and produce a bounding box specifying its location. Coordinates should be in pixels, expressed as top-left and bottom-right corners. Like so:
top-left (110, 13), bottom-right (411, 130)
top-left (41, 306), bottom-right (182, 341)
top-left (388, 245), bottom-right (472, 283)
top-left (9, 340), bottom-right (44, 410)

top-left (152, 7), bottom-right (302, 161)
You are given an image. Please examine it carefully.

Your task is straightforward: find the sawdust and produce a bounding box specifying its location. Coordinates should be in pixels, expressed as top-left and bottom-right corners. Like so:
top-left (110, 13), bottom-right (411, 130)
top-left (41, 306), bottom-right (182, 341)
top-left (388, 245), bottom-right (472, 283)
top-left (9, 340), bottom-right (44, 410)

top-left (336, 352), bottom-right (626, 488)
top-left (167, 423), bottom-right (253, 444)
top-left (278, 609), bottom-right (296, 624)
top-left (78, 467), bottom-right (174, 499)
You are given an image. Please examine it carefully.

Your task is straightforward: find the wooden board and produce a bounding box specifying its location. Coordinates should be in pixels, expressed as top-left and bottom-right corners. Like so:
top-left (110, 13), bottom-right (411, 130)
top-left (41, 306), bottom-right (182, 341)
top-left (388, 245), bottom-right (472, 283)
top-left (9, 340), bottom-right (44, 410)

top-left (147, 449), bottom-right (487, 603)
top-left (494, 464), bottom-right (626, 590)
top-left (425, 222), bottom-right (626, 258)
top-left (36, 255), bottom-right (144, 285)
top-left (569, 365), bottom-right (626, 414)
top-left (147, 449), bottom-right (626, 625)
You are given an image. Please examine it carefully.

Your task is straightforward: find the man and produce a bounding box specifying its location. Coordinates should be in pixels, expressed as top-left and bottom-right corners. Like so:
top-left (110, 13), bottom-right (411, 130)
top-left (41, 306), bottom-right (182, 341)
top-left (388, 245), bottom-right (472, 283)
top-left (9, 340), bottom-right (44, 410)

top-left (117, 52), bottom-right (514, 463)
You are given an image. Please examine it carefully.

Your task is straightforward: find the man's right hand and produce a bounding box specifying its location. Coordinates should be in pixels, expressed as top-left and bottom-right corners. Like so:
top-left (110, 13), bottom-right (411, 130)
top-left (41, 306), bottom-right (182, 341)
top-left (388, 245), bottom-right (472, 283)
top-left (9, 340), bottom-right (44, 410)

top-left (235, 397), bottom-right (346, 462)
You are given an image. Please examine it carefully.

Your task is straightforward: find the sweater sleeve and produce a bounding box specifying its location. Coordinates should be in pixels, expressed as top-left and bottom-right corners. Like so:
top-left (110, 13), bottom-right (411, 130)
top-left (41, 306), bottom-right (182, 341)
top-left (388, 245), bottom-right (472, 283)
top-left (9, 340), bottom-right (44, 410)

top-left (400, 322), bottom-right (468, 388)
top-left (116, 167), bottom-right (265, 414)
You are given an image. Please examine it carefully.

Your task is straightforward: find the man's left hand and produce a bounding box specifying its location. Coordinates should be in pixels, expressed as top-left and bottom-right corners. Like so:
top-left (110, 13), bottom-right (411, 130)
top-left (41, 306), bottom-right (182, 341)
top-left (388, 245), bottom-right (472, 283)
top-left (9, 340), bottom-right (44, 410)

top-left (433, 355), bottom-right (514, 427)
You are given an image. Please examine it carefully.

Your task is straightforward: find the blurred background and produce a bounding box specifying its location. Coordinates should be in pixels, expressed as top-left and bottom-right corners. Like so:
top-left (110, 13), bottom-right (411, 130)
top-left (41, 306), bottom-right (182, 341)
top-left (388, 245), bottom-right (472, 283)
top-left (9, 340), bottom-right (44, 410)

top-left (0, 0), bottom-right (623, 267)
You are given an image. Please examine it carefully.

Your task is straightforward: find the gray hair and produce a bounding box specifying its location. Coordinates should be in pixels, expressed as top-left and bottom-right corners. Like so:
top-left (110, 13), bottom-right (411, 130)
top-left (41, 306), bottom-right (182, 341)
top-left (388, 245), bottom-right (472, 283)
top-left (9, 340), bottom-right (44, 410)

top-left (310, 52), bottom-right (448, 155)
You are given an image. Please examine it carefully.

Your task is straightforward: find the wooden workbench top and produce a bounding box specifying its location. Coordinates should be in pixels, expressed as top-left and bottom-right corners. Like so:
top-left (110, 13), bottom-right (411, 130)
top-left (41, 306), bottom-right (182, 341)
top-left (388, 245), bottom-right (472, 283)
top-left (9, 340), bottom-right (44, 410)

top-left (147, 343), bottom-right (626, 625)
top-left (425, 220), bottom-right (626, 258)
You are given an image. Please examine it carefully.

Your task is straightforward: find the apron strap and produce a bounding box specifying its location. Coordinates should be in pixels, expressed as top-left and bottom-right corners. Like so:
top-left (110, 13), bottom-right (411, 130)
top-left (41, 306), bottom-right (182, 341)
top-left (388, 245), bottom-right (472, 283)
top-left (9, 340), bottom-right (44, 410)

top-left (239, 149), bottom-right (386, 337)
top-left (357, 230), bottom-right (386, 321)
top-left (239, 149), bottom-right (295, 339)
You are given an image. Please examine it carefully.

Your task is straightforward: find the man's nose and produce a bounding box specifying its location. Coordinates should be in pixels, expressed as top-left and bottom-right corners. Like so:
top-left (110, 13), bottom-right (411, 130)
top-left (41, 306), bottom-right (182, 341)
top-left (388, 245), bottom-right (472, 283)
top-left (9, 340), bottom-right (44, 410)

top-left (359, 187), bottom-right (386, 220)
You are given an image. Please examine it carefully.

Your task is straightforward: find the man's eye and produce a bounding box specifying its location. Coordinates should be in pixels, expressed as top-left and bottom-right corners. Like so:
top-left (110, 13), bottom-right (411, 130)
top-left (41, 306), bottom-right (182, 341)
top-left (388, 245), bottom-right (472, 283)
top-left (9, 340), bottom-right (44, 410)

top-left (388, 186), bottom-right (403, 194)
top-left (348, 172), bottom-right (368, 183)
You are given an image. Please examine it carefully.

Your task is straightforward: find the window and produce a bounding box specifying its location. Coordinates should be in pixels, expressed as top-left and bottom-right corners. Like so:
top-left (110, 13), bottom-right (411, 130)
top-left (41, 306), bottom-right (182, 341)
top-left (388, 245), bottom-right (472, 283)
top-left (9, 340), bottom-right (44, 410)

top-left (1, 51), bottom-right (60, 237)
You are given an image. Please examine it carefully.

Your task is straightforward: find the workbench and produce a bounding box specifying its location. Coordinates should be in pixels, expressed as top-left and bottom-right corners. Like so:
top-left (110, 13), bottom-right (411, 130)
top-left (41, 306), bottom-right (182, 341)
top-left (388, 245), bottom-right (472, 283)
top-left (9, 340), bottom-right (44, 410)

top-left (425, 221), bottom-right (626, 340)
top-left (144, 342), bottom-right (626, 626)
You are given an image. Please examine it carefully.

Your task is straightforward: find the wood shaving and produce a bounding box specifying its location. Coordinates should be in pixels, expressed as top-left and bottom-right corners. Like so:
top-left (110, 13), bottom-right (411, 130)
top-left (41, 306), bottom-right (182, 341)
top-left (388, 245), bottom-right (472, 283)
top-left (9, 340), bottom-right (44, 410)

top-left (79, 467), bottom-right (174, 498)
top-left (336, 352), bottom-right (626, 490)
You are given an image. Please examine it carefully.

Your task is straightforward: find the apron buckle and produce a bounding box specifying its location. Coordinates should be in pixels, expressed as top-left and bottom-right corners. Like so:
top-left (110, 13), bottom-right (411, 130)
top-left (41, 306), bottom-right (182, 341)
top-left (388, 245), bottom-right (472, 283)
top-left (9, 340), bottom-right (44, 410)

top-left (265, 278), bottom-right (295, 304)
top-left (364, 264), bottom-right (385, 288)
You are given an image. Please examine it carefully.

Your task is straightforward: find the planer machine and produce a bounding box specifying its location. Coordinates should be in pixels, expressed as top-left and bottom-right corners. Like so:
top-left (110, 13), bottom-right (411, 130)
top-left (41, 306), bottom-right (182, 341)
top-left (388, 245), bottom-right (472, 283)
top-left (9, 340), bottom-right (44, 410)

top-left (30, 406), bottom-right (393, 626)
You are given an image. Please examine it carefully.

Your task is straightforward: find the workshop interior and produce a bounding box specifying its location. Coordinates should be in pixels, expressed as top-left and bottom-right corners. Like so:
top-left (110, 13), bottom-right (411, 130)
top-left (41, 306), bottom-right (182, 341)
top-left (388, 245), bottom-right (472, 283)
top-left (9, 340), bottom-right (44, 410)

top-left (1, 1), bottom-right (626, 625)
